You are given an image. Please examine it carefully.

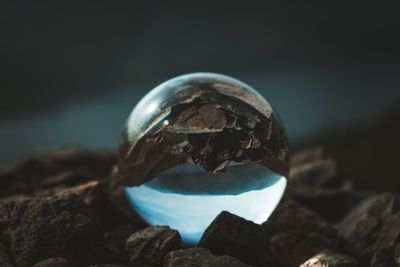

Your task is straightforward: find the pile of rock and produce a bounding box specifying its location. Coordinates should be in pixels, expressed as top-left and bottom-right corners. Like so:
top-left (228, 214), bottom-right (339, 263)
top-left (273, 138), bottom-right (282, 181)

top-left (0, 147), bottom-right (399, 266)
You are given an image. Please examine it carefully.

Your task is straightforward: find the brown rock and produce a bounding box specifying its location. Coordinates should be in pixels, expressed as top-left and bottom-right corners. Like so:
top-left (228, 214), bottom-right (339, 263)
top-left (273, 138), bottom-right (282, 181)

top-left (0, 148), bottom-right (116, 200)
top-left (370, 248), bottom-right (397, 267)
top-left (337, 193), bottom-right (400, 260)
top-left (0, 194), bottom-right (105, 267)
top-left (104, 224), bottom-right (135, 263)
top-left (289, 158), bottom-right (341, 188)
top-left (270, 231), bottom-right (335, 267)
top-left (263, 199), bottom-right (339, 266)
top-left (0, 241), bottom-right (13, 267)
top-left (288, 187), bottom-right (372, 222)
top-left (32, 257), bottom-right (70, 267)
top-left (290, 147), bottom-right (324, 167)
top-left (263, 198), bottom-right (338, 243)
top-left (200, 211), bottom-right (275, 267)
top-left (300, 249), bottom-right (358, 267)
top-left (396, 243), bottom-right (400, 266)
top-left (125, 226), bottom-right (181, 266)
top-left (164, 247), bottom-right (250, 267)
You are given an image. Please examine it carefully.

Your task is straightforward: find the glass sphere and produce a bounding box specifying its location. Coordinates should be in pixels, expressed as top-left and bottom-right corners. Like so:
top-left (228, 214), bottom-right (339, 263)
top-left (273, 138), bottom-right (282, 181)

top-left (118, 73), bottom-right (289, 244)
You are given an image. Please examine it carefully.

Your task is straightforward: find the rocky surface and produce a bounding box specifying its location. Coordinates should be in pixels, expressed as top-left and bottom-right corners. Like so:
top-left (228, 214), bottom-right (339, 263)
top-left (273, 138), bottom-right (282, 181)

top-left (125, 226), bottom-right (181, 266)
top-left (0, 194), bottom-right (105, 267)
top-left (0, 146), bottom-right (398, 266)
top-left (299, 249), bottom-right (358, 267)
top-left (164, 247), bottom-right (250, 267)
top-left (200, 211), bottom-right (272, 266)
top-left (32, 257), bottom-right (70, 267)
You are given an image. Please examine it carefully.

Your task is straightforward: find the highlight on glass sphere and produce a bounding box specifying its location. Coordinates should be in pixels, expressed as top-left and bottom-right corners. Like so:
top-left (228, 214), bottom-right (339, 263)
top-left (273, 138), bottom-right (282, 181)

top-left (118, 73), bottom-right (289, 244)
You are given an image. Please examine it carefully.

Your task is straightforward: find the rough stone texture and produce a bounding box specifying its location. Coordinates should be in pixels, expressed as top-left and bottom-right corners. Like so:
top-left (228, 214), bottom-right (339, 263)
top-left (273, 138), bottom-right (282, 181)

top-left (289, 158), bottom-right (340, 188)
top-left (287, 149), bottom-right (370, 223)
top-left (104, 224), bottom-right (135, 263)
top-left (270, 231), bottom-right (335, 267)
top-left (200, 211), bottom-right (275, 267)
top-left (370, 248), bottom-right (397, 267)
top-left (263, 199), bottom-right (339, 266)
top-left (164, 247), bottom-right (250, 267)
top-left (32, 257), bottom-right (70, 267)
top-left (300, 249), bottom-right (358, 267)
top-left (396, 243), bottom-right (400, 266)
top-left (59, 178), bottom-right (144, 232)
top-left (125, 226), bottom-right (181, 266)
top-left (118, 80), bottom-right (290, 187)
top-left (288, 187), bottom-right (372, 222)
top-left (0, 240), bottom-right (13, 267)
top-left (0, 194), bottom-right (105, 267)
top-left (290, 147), bottom-right (324, 167)
top-left (0, 148), bottom-right (116, 200)
top-left (88, 265), bottom-right (152, 267)
top-left (337, 193), bottom-right (400, 261)
top-left (1, 146), bottom-right (399, 266)
top-left (263, 198), bottom-right (338, 242)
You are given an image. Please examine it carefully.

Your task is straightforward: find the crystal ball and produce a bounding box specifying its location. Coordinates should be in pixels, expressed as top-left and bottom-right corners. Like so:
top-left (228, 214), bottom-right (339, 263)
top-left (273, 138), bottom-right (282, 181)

top-left (118, 73), bottom-right (289, 244)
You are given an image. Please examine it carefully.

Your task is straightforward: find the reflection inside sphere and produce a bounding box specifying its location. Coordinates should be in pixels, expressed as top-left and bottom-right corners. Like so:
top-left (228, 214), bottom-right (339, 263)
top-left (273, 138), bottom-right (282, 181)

top-left (118, 73), bottom-right (289, 244)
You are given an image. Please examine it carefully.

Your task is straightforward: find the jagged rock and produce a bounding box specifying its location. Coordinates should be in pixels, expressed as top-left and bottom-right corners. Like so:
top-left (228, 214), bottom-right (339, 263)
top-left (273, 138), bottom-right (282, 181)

top-left (104, 224), bottom-right (135, 263)
top-left (337, 193), bottom-right (400, 261)
top-left (125, 226), bottom-right (181, 266)
top-left (300, 249), bottom-right (358, 267)
top-left (263, 199), bottom-right (338, 266)
top-left (370, 248), bottom-right (397, 267)
top-left (289, 157), bottom-right (342, 188)
top-left (200, 211), bottom-right (275, 267)
top-left (0, 241), bottom-right (13, 267)
top-left (0, 194), bottom-right (105, 267)
top-left (59, 179), bottom-right (144, 231)
top-left (0, 148), bottom-right (116, 200)
top-left (290, 147), bottom-right (324, 167)
top-left (396, 243), bottom-right (400, 266)
top-left (164, 247), bottom-right (250, 267)
top-left (88, 264), bottom-right (151, 267)
top-left (32, 257), bottom-right (70, 267)
top-left (288, 187), bottom-right (372, 222)
top-left (270, 231), bottom-right (335, 266)
top-left (263, 198), bottom-right (338, 242)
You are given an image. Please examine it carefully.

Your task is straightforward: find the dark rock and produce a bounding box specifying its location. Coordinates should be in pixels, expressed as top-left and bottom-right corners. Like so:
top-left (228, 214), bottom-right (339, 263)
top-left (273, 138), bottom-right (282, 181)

top-left (0, 240), bottom-right (13, 267)
top-left (370, 248), bottom-right (396, 267)
top-left (88, 264), bottom-right (151, 267)
top-left (288, 187), bottom-right (373, 222)
top-left (200, 211), bottom-right (274, 267)
top-left (270, 231), bottom-right (335, 267)
top-left (0, 148), bottom-right (116, 200)
top-left (164, 247), bottom-right (250, 267)
top-left (58, 179), bottom-right (144, 232)
top-left (263, 199), bottom-right (339, 266)
top-left (396, 243), bottom-right (400, 266)
top-left (290, 158), bottom-right (340, 188)
top-left (104, 224), bottom-right (135, 263)
top-left (300, 249), bottom-right (358, 267)
top-left (263, 198), bottom-right (338, 243)
top-left (290, 147), bottom-right (324, 167)
top-left (125, 226), bottom-right (181, 266)
top-left (32, 257), bottom-right (70, 267)
top-left (0, 194), bottom-right (105, 267)
top-left (337, 193), bottom-right (400, 260)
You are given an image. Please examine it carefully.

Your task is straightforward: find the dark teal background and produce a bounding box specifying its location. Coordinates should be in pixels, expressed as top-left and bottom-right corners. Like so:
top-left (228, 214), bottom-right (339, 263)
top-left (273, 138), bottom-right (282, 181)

top-left (1, 1), bottom-right (400, 164)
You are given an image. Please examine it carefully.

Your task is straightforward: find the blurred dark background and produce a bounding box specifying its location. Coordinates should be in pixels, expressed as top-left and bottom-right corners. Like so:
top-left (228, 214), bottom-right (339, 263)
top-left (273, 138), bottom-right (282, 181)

top-left (1, 1), bottom-right (400, 191)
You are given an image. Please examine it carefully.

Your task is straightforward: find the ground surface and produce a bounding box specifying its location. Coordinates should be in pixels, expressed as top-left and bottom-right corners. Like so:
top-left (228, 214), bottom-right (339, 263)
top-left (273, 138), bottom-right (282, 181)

top-left (0, 146), bottom-right (399, 267)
